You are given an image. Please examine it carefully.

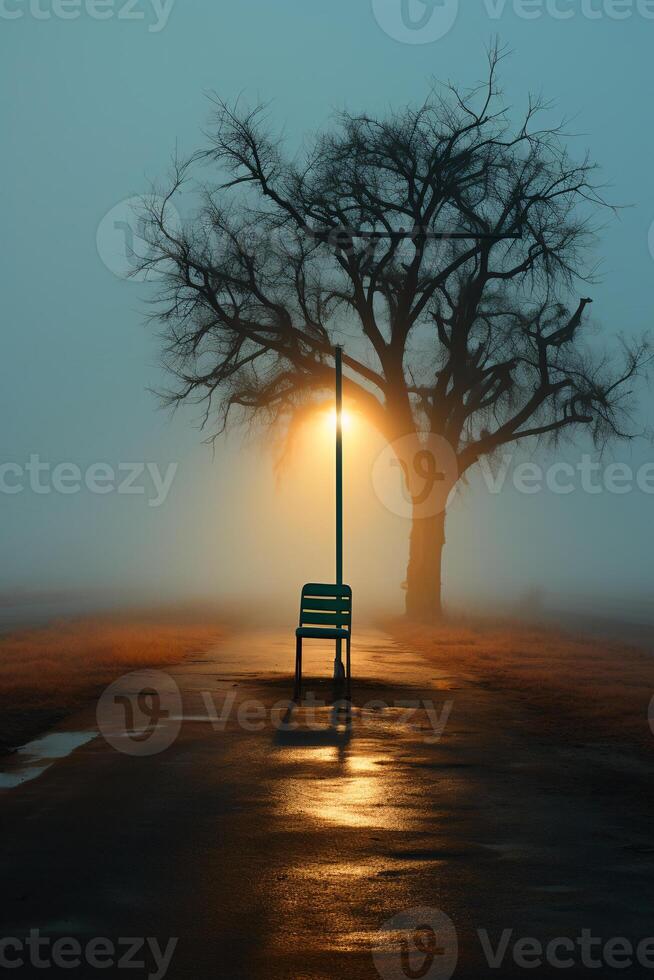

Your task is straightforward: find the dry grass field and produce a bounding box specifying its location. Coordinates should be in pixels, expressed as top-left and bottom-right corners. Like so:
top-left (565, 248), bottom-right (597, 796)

top-left (0, 615), bottom-right (225, 750)
top-left (392, 617), bottom-right (654, 754)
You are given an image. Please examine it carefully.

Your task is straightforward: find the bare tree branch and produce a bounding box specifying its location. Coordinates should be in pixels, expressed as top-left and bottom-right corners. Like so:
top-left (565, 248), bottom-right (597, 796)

top-left (138, 49), bottom-right (650, 475)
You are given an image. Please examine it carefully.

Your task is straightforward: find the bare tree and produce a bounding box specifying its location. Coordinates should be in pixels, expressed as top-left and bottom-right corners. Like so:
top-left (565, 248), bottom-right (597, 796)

top-left (138, 48), bottom-right (650, 620)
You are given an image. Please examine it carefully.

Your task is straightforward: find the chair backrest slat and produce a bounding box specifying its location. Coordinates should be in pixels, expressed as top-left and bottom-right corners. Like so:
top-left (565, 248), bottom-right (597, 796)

top-left (299, 583), bottom-right (352, 630)
top-left (302, 583), bottom-right (351, 598)
top-left (301, 611), bottom-right (348, 627)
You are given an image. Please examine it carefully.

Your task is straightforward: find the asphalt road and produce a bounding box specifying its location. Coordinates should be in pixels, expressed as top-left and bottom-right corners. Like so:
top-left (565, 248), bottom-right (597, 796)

top-left (2, 629), bottom-right (654, 979)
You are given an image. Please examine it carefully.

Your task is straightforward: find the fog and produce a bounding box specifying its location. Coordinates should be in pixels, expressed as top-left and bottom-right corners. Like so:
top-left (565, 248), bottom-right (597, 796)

top-left (2, 1), bottom-right (653, 629)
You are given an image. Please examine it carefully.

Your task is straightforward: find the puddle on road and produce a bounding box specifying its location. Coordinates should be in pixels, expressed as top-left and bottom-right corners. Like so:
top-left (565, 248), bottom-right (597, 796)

top-left (0, 765), bottom-right (50, 790)
top-left (273, 747), bottom-right (415, 830)
top-left (0, 731), bottom-right (97, 790)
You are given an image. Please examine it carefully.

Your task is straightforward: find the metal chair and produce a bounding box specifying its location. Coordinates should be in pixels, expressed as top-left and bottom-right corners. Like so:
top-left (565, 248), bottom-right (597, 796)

top-left (294, 583), bottom-right (352, 700)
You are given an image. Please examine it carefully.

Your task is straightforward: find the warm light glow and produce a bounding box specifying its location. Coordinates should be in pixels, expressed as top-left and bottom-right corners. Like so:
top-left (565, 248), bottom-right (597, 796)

top-left (323, 407), bottom-right (354, 433)
top-left (273, 750), bottom-right (411, 829)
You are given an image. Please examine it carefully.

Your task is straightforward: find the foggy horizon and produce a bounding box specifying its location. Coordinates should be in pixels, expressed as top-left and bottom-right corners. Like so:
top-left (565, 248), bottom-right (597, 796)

top-left (3, 2), bottom-right (653, 622)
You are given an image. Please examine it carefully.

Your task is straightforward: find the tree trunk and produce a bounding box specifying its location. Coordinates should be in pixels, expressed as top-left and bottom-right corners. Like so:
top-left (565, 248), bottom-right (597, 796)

top-left (405, 509), bottom-right (446, 621)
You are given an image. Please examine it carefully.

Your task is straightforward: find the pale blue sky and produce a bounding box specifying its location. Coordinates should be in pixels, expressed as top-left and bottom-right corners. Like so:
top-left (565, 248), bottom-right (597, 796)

top-left (2, 0), bottom-right (653, 617)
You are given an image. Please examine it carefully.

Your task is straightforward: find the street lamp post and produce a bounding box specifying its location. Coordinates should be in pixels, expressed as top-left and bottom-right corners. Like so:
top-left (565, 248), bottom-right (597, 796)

top-left (334, 345), bottom-right (345, 682)
top-left (326, 225), bottom-right (521, 683)
top-left (335, 345), bottom-right (344, 590)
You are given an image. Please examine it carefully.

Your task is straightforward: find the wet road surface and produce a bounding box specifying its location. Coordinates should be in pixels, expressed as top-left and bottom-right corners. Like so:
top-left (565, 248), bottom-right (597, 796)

top-left (2, 629), bottom-right (654, 978)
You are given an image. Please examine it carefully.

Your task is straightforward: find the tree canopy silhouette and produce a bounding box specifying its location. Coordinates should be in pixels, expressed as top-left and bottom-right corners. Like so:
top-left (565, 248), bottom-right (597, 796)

top-left (139, 48), bottom-right (650, 619)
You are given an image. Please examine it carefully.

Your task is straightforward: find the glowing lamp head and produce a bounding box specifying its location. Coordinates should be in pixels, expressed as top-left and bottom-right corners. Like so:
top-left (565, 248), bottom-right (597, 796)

top-left (324, 407), bottom-right (353, 433)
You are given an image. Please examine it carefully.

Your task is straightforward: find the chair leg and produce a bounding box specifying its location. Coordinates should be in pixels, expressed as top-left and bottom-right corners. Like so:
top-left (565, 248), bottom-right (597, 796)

top-left (346, 637), bottom-right (352, 698)
top-left (294, 636), bottom-right (302, 701)
top-left (334, 638), bottom-right (345, 681)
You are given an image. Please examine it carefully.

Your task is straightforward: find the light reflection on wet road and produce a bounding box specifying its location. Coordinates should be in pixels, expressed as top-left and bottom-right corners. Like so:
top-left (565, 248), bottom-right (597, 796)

top-left (1, 629), bottom-right (654, 978)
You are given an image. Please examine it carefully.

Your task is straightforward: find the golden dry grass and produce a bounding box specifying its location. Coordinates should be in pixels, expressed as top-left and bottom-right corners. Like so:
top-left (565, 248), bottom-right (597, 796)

top-left (0, 616), bottom-right (225, 750)
top-left (391, 618), bottom-right (654, 753)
